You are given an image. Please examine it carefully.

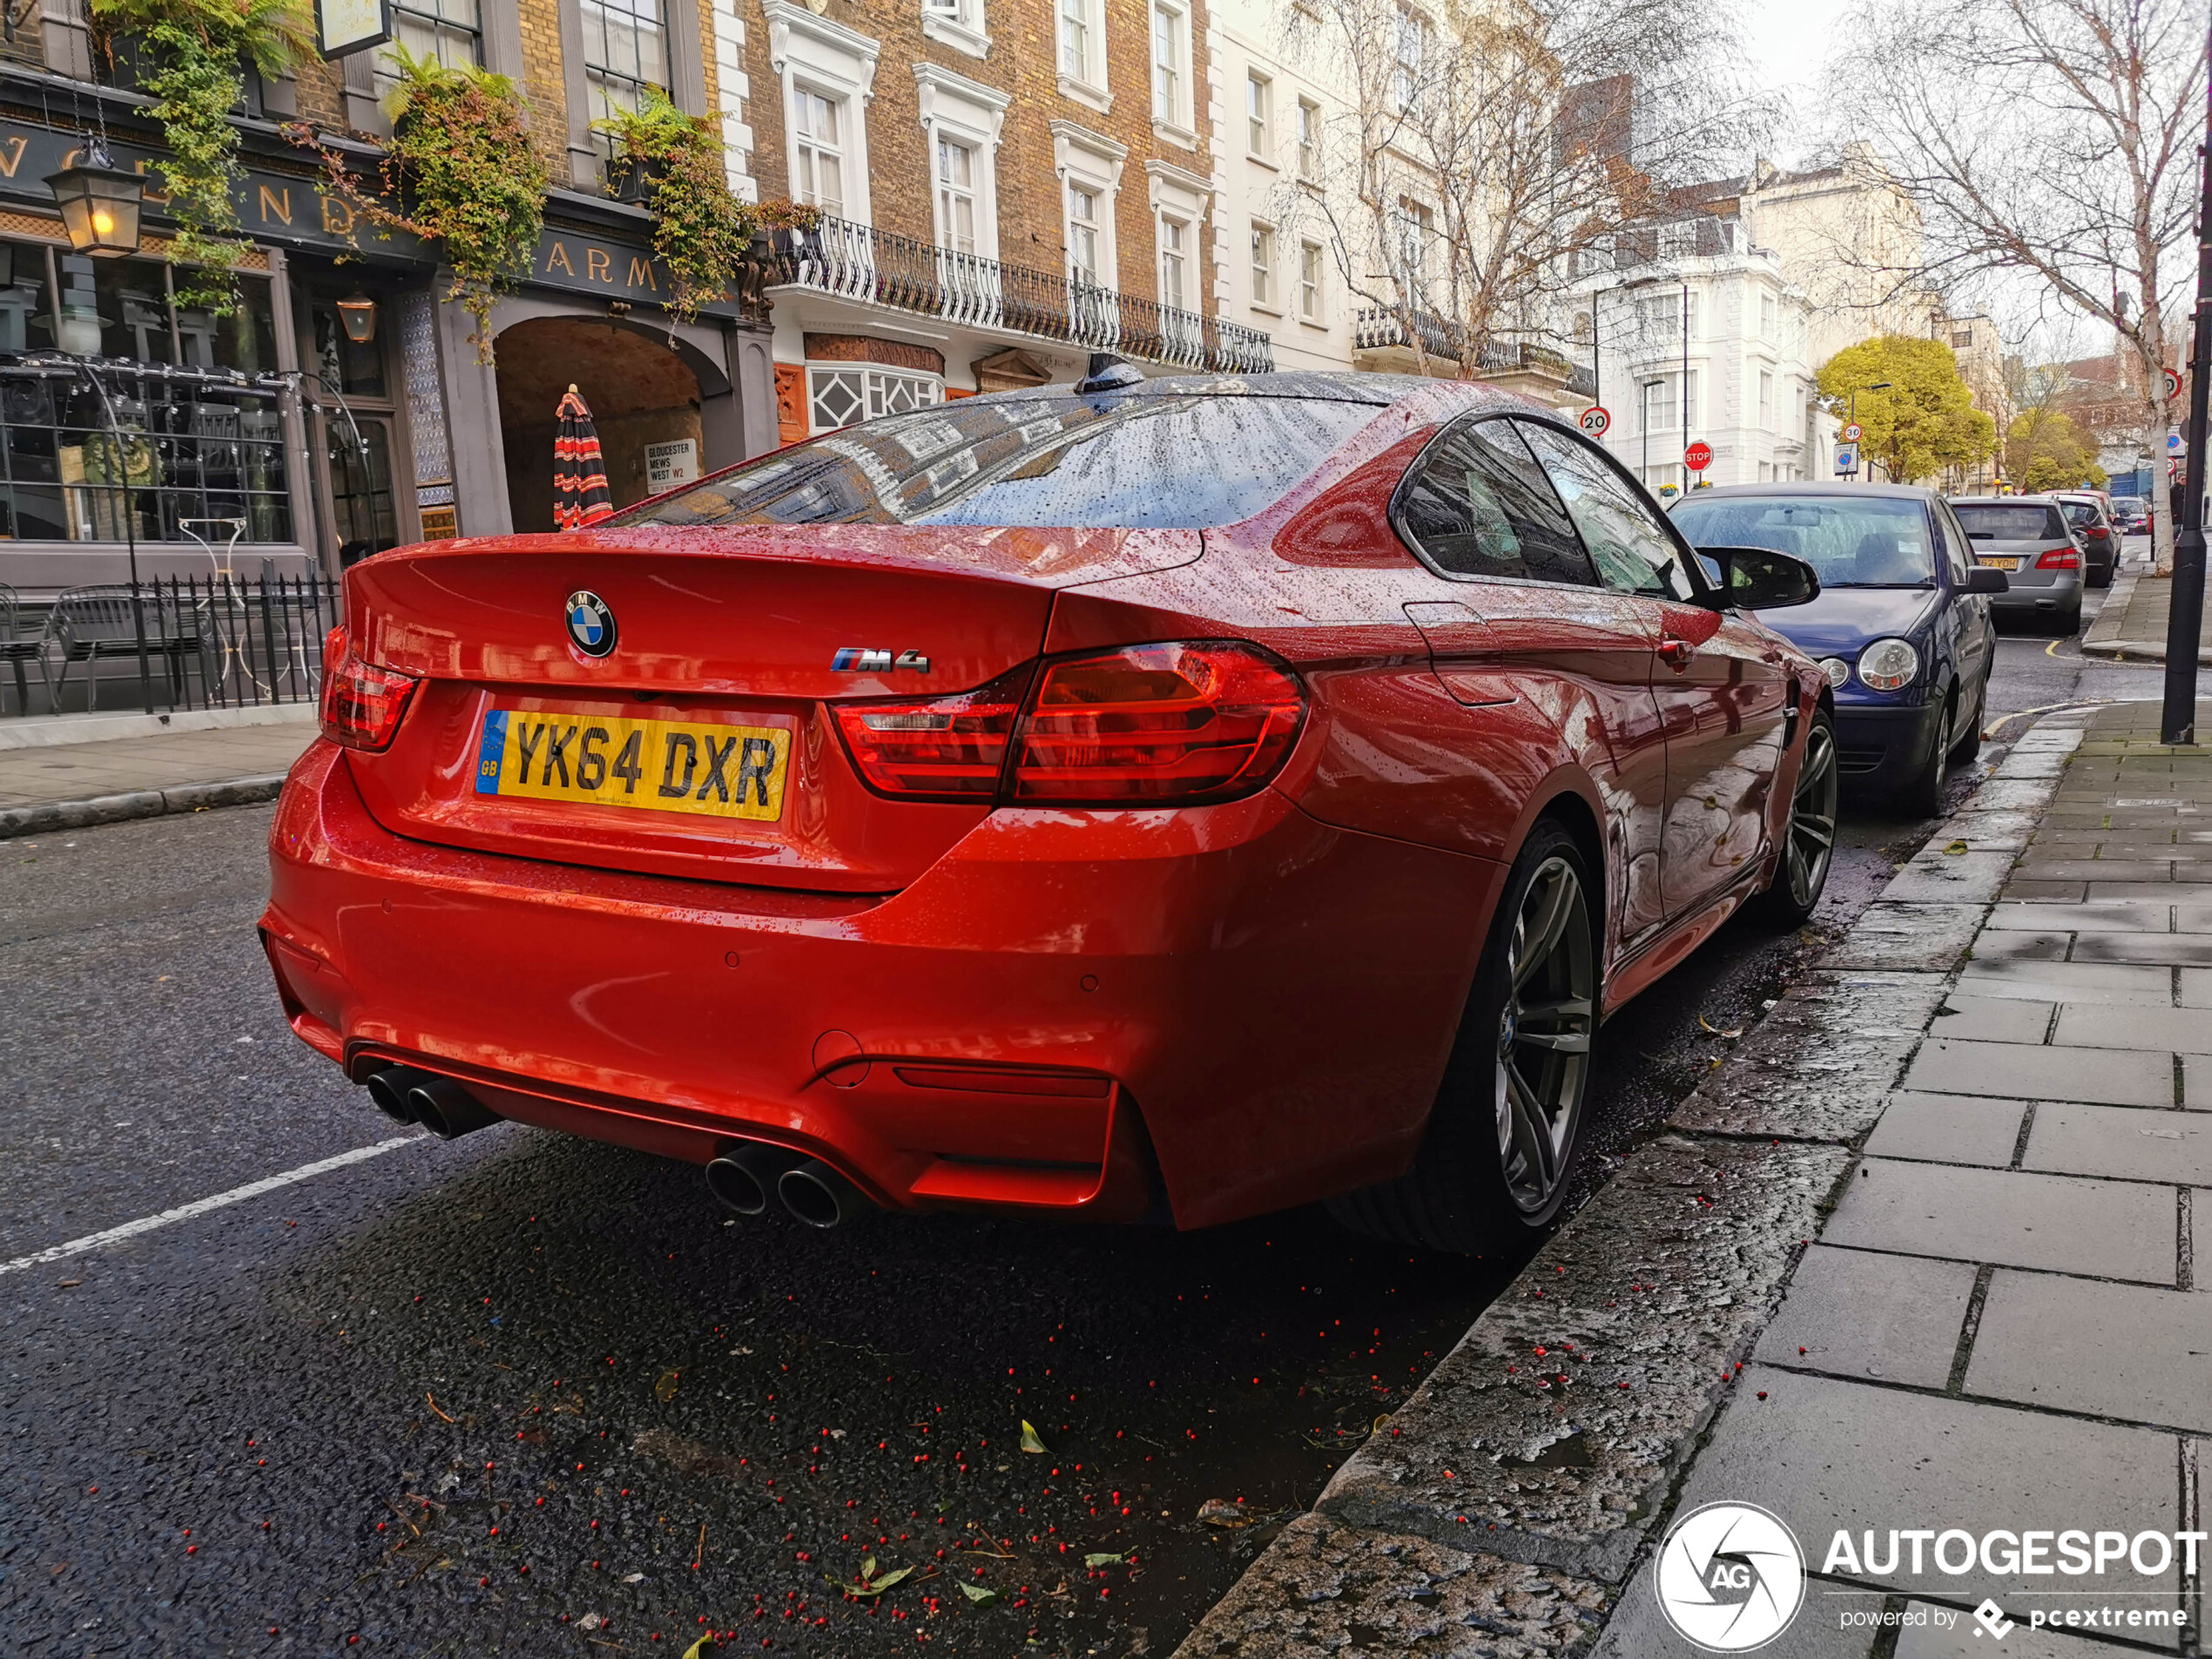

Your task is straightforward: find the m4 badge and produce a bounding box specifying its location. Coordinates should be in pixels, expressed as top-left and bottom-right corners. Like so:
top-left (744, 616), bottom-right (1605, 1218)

top-left (832, 648), bottom-right (932, 672)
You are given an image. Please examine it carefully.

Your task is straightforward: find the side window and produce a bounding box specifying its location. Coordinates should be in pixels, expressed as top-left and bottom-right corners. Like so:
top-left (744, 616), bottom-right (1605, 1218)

top-left (1394, 417), bottom-right (1598, 584)
top-left (1936, 504), bottom-right (1973, 583)
top-left (1516, 420), bottom-right (1696, 601)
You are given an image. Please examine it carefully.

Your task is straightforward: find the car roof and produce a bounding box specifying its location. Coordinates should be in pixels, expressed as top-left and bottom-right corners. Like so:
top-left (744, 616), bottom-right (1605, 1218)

top-left (1676, 481), bottom-right (1939, 502)
top-left (961, 369), bottom-right (1508, 411)
top-left (1951, 495), bottom-right (2062, 503)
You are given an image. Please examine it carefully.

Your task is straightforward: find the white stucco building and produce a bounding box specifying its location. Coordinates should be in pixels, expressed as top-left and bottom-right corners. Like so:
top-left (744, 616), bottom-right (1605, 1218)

top-left (1567, 215), bottom-right (1827, 496)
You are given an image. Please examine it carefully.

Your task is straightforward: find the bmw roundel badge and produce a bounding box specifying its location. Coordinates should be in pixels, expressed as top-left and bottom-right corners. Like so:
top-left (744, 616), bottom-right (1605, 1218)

top-left (564, 590), bottom-right (617, 658)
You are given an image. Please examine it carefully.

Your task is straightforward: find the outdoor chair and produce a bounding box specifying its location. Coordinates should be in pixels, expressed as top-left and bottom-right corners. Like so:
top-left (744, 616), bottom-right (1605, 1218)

top-left (41, 584), bottom-right (207, 711)
top-left (0, 583), bottom-right (43, 714)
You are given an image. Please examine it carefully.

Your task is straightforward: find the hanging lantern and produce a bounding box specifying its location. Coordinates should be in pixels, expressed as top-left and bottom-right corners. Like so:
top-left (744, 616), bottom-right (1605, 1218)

top-left (335, 291), bottom-right (378, 345)
top-left (45, 146), bottom-right (144, 258)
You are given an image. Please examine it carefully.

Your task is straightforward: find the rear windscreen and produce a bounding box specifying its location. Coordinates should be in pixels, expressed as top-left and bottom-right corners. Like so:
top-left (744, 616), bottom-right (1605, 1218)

top-left (2060, 500), bottom-right (2102, 526)
top-left (1953, 503), bottom-right (2067, 540)
top-left (610, 395), bottom-right (1385, 530)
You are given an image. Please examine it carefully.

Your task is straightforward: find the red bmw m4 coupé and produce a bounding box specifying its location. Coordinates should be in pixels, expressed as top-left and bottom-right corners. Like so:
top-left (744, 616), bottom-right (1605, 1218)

top-left (262, 365), bottom-right (1833, 1253)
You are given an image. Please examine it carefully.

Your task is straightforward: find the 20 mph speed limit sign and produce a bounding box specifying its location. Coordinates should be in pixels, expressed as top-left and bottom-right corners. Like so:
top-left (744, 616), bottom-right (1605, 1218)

top-left (1579, 405), bottom-right (1610, 437)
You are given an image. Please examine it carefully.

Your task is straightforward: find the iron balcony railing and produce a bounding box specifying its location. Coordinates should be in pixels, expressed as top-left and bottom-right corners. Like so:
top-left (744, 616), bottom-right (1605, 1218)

top-left (772, 217), bottom-right (1275, 375)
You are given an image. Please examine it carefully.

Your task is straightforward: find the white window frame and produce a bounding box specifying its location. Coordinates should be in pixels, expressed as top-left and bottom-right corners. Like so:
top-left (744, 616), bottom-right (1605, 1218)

top-left (764, 0), bottom-right (880, 226)
top-left (1245, 71), bottom-right (1273, 163)
top-left (1250, 219), bottom-right (1277, 313)
top-left (914, 62), bottom-right (1008, 262)
top-left (1759, 290), bottom-right (1777, 342)
top-left (1149, 0), bottom-right (1192, 142)
top-left (1157, 211), bottom-right (1190, 312)
top-left (1757, 369), bottom-right (1774, 431)
top-left (806, 364), bottom-right (943, 435)
top-left (1298, 237), bottom-right (1325, 324)
top-left (1055, 0), bottom-right (1110, 112)
top-left (1051, 119), bottom-right (1128, 287)
top-left (1295, 96), bottom-right (1319, 179)
top-left (790, 84), bottom-right (848, 219)
top-left (1392, 8), bottom-right (1429, 115)
top-left (1067, 181), bottom-right (1104, 283)
top-left (920, 0), bottom-right (988, 57)
top-left (1145, 158), bottom-right (1211, 323)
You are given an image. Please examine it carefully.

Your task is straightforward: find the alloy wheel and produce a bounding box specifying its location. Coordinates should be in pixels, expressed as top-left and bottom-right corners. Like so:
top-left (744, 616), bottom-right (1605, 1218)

top-left (1781, 722), bottom-right (1839, 909)
top-left (1494, 856), bottom-right (1595, 1214)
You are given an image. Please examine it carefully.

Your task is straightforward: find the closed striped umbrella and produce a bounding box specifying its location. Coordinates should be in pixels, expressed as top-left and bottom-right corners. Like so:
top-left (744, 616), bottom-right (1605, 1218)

top-left (553, 383), bottom-right (614, 529)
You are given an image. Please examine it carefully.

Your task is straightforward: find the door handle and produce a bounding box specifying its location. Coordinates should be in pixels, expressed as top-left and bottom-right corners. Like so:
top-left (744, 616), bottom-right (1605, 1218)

top-left (1658, 638), bottom-right (1696, 671)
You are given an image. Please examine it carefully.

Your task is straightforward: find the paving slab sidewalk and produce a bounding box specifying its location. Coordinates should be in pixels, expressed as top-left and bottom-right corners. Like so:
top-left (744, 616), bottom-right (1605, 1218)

top-left (1175, 705), bottom-right (2212, 1657)
top-left (2082, 560), bottom-right (2212, 665)
top-left (0, 705), bottom-right (314, 836)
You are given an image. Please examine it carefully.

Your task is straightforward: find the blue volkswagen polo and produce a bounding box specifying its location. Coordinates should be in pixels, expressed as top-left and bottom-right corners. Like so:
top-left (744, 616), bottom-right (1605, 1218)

top-left (1670, 483), bottom-right (2008, 816)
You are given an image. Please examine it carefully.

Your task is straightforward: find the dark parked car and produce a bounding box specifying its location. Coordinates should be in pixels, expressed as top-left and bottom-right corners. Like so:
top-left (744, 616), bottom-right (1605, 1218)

top-left (1949, 496), bottom-right (2084, 633)
top-left (2111, 496), bottom-right (2149, 535)
top-left (2054, 491), bottom-right (2117, 588)
top-left (1672, 482), bottom-right (2004, 816)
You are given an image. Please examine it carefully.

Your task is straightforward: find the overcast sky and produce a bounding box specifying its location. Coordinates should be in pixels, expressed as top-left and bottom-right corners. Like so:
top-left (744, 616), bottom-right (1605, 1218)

top-left (1742, 0), bottom-right (1851, 164)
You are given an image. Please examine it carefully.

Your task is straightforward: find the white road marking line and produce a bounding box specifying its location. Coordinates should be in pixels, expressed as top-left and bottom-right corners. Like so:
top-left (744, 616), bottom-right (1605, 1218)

top-left (0, 1136), bottom-right (420, 1278)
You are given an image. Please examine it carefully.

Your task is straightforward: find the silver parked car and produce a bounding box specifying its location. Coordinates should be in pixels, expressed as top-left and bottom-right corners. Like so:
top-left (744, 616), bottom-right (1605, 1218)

top-left (1948, 496), bottom-right (2085, 634)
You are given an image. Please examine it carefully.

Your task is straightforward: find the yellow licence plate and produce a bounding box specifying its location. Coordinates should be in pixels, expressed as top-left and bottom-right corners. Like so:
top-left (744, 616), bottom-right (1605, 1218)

top-left (1980, 556), bottom-right (2022, 571)
top-left (473, 709), bottom-right (791, 821)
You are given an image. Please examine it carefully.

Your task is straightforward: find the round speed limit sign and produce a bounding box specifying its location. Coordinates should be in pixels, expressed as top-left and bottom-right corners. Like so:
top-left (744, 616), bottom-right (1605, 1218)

top-left (1579, 405), bottom-right (1611, 437)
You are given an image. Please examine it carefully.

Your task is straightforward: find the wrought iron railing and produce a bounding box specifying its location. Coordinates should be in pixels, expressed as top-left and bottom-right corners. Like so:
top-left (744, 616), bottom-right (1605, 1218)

top-left (771, 218), bottom-right (1275, 375)
top-left (2, 572), bottom-right (333, 718)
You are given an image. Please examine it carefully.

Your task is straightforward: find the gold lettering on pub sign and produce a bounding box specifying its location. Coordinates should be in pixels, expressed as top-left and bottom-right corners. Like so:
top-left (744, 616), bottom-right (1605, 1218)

top-left (0, 136), bottom-right (28, 179)
top-left (544, 242), bottom-right (577, 276)
top-left (627, 256), bottom-right (657, 291)
top-left (320, 195), bottom-right (354, 236)
top-left (586, 248), bottom-right (612, 282)
top-left (257, 184), bottom-right (293, 225)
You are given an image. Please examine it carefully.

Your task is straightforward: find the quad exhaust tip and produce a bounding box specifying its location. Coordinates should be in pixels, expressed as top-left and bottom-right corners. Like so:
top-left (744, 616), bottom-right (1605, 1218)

top-left (705, 1143), bottom-right (868, 1229)
top-left (363, 1066), bottom-right (500, 1139)
top-left (704, 1143), bottom-right (804, 1217)
top-left (779, 1157), bottom-right (862, 1230)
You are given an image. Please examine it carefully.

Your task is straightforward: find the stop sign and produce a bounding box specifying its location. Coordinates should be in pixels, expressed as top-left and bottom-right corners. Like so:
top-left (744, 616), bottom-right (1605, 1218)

top-left (1684, 441), bottom-right (1713, 472)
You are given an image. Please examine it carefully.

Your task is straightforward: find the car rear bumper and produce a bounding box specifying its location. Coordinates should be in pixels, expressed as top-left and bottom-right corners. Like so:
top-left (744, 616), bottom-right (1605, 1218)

top-left (1832, 699), bottom-right (1946, 794)
top-left (1987, 568), bottom-right (2082, 617)
top-left (262, 740), bottom-right (1504, 1230)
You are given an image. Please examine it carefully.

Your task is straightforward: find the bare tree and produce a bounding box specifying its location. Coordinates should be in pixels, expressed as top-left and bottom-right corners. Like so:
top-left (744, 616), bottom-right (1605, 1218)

top-left (1277, 0), bottom-right (1770, 378)
top-left (1829, 0), bottom-right (2205, 569)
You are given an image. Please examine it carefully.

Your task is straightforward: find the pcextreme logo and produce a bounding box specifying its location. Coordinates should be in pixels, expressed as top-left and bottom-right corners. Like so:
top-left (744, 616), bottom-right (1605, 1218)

top-left (1655, 1501), bottom-right (1808, 1652)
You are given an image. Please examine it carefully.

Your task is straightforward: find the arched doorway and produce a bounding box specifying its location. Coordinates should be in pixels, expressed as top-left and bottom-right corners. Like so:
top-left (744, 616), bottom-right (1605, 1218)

top-left (496, 317), bottom-right (705, 531)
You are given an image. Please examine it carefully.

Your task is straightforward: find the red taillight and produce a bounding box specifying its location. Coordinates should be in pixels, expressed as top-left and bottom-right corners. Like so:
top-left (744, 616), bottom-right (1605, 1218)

top-left (318, 626), bottom-right (419, 752)
top-left (1010, 643), bottom-right (1305, 805)
top-left (2085, 524), bottom-right (2109, 539)
top-left (833, 665), bottom-right (1029, 799)
top-left (2037, 549), bottom-right (2080, 570)
top-left (833, 642), bottom-right (1306, 806)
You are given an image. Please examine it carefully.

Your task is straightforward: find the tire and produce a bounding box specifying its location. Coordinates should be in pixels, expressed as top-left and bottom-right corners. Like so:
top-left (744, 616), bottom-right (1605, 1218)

top-left (1898, 691), bottom-right (1951, 819)
top-left (1757, 707), bottom-right (1838, 927)
top-left (1327, 819), bottom-right (1597, 1255)
top-left (1947, 671), bottom-right (1986, 764)
top-left (2055, 604), bottom-right (2082, 637)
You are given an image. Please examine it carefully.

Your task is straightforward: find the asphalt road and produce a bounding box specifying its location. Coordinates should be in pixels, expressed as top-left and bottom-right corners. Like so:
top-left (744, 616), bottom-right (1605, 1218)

top-left (0, 563), bottom-right (2176, 1658)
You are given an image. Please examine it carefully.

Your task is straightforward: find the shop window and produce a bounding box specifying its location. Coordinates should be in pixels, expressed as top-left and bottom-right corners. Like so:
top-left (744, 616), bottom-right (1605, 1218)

top-left (583, 0), bottom-right (671, 159)
top-left (375, 0), bottom-right (482, 97)
top-left (0, 242), bottom-right (289, 545)
top-left (807, 365), bottom-right (941, 434)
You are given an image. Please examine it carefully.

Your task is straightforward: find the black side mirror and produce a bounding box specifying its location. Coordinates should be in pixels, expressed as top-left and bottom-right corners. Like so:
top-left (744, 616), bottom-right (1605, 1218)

top-left (1691, 544), bottom-right (1820, 610)
top-left (1965, 567), bottom-right (2010, 595)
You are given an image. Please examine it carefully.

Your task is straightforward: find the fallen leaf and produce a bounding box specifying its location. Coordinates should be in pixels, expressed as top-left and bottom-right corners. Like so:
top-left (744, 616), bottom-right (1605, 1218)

top-left (832, 1563), bottom-right (914, 1598)
top-left (957, 1580), bottom-right (1001, 1605)
top-left (1019, 1420), bottom-right (1048, 1454)
top-left (1943, 840), bottom-right (1969, 855)
top-left (654, 1369), bottom-right (680, 1403)
top-left (682, 1635), bottom-right (718, 1659)
top-left (1197, 1498), bottom-right (1256, 1528)
top-left (1083, 1552), bottom-right (1124, 1568)
top-left (621, 1570), bottom-right (644, 1583)
top-left (1696, 1015), bottom-right (1743, 1039)
top-left (577, 1612), bottom-right (604, 1630)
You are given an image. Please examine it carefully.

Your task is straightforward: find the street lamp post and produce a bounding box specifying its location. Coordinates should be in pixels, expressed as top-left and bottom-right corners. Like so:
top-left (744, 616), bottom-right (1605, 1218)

top-left (2159, 6), bottom-right (2211, 745)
